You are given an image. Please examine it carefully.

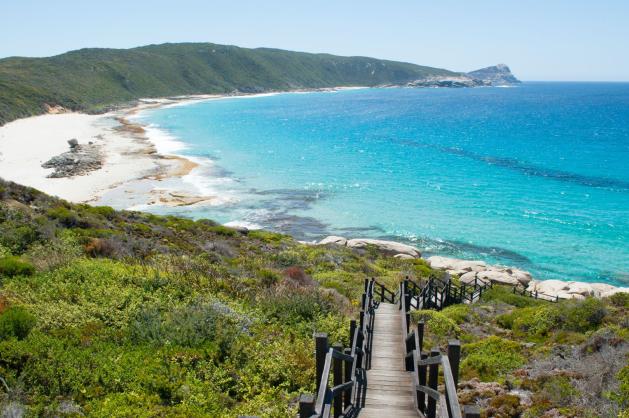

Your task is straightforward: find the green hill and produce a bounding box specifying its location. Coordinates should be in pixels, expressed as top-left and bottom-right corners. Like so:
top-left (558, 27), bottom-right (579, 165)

top-left (0, 42), bottom-right (456, 125)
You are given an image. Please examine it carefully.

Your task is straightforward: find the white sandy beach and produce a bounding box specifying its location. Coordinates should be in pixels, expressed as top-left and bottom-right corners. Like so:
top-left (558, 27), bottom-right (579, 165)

top-left (0, 89), bottom-right (364, 206)
top-left (0, 97), bottom-right (219, 204)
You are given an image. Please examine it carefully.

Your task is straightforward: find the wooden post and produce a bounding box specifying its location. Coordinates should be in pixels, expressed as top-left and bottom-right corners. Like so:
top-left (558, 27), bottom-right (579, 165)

top-left (361, 293), bottom-right (367, 310)
top-left (364, 278), bottom-right (369, 293)
top-left (464, 405), bottom-right (481, 418)
top-left (427, 349), bottom-right (440, 418)
top-left (417, 321), bottom-right (425, 352)
top-left (343, 347), bottom-right (352, 410)
top-left (298, 394), bottom-right (315, 418)
top-left (332, 344), bottom-right (343, 418)
top-left (448, 340), bottom-right (461, 387)
top-left (359, 310), bottom-right (365, 331)
top-left (418, 351), bottom-right (428, 413)
top-left (349, 320), bottom-right (357, 346)
top-left (315, 333), bottom-right (328, 393)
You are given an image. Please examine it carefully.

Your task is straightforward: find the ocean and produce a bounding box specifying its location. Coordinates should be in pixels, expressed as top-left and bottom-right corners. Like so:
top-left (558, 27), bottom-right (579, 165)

top-left (133, 83), bottom-right (629, 285)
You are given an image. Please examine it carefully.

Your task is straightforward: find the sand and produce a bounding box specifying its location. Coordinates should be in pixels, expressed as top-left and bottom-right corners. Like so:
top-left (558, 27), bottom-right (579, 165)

top-left (0, 101), bottom-right (205, 204)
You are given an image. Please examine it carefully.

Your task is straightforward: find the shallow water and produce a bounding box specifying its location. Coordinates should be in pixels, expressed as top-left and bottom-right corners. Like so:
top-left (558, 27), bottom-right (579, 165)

top-left (134, 84), bottom-right (629, 285)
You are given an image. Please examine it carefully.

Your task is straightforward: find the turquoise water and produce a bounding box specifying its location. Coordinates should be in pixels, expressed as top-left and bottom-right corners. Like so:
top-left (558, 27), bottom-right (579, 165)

top-left (137, 84), bottom-right (629, 285)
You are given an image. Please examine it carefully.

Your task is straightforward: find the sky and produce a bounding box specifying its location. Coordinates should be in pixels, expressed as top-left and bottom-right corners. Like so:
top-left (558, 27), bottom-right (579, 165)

top-left (1, 0), bottom-right (628, 81)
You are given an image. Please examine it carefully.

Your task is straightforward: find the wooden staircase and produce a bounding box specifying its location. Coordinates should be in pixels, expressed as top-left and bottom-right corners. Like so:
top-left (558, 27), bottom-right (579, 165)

top-left (294, 278), bottom-right (482, 418)
top-left (360, 302), bottom-right (418, 417)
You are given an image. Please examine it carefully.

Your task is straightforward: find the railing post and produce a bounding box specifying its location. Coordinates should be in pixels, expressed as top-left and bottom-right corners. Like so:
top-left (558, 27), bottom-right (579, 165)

top-left (332, 344), bottom-right (343, 418)
top-left (298, 393), bottom-right (315, 418)
top-left (364, 278), bottom-right (369, 293)
top-left (417, 321), bottom-right (425, 352)
top-left (315, 333), bottom-right (329, 393)
top-left (447, 340), bottom-right (461, 387)
top-left (349, 320), bottom-right (357, 346)
top-left (427, 349), bottom-right (440, 418)
top-left (343, 347), bottom-right (352, 411)
top-left (361, 293), bottom-right (367, 310)
top-left (379, 283), bottom-right (385, 302)
top-left (418, 351), bottom-right (428, 414)
top-left (464, 405), bottom-right (481, 418)
top-left (359, 310), bottom-right (365, 331)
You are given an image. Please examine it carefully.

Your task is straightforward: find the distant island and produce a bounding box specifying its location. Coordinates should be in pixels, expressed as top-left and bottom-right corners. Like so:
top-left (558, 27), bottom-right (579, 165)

top-left (0, 42), bottom-right (519, 125)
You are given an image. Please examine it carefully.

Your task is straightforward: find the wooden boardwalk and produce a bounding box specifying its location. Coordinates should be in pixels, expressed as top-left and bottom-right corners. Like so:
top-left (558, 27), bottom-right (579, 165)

top-left (360, 302), bottom-right (418, 418)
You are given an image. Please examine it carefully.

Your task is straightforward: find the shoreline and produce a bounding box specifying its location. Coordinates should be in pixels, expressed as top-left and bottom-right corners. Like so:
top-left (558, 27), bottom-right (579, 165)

top-left (312, 236), bottom-right (629, 300)
top-left (1, 87), bottom-right (627, 295)
top-left (0, 87), bottom-right (364, 205)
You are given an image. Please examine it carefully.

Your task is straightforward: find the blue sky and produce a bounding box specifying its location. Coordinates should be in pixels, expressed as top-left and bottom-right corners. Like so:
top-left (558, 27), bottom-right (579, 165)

top-left (2, 0), bottom-right (628, 81)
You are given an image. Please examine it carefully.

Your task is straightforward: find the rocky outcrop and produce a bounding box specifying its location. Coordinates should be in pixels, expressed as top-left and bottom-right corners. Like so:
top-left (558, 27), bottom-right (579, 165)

top-left (405, 64), bottom-right (520, 89)
top-left (346, 238), bottom-right (421, 258)
top-left (467, 64), bottom-right (521, 86)
top-left (42, 139), bottom-right (103, 178)
top-left (406, 75), bottom-right (487, 88)
top-left (316, 236), bottom-right (627, 301)
top-left (426, 255), bottom-right (628, 300)
top-left (426, 256), bottom-right (531, 286)
top-left (317, 236), bottom-right (421, 258)
top-left (318, 235), bottom-right (348, 246)
top-left (526, 280), bottom-right (629, 300)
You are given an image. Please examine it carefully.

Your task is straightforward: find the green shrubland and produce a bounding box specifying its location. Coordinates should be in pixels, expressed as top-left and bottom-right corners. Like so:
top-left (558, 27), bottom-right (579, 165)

top-left (0, 178), bottom-right (438, 416)
top-left (0, 43), bottom-right (457, 125)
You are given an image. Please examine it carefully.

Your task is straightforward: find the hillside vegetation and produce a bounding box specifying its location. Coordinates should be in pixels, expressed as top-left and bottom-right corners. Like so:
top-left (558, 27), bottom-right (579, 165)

top-left (0, 43), bottom-right (456, 125)
top-left (0, 178), bottom-right (627, 417)
top-left (0, 178), bottom-right (437, 416)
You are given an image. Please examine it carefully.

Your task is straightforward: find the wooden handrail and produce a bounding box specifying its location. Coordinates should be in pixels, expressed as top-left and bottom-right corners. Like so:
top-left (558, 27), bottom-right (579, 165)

top-left (303, 278), bottom-right (378, 418)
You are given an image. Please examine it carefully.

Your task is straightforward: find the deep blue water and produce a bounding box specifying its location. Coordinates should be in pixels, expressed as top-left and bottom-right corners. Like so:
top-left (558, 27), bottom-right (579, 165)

top-left (137, 83), bottom-right (629, 285)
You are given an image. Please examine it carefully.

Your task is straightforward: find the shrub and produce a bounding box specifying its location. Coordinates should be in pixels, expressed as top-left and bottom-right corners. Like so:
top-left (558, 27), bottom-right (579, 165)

top-left (259, 288), bottom-right (335, 325)
top-left (607, 292), bottom-right (629, 308)
top-left (441, 304), bottom-right (473, 324)
top-left (0, 256), bottom-right (35, 277)
top-left (0, 224), bottom-right (39, 253)
top-left (47, 206), bottom-right (79, 227)
top-left (561, 298), bottom-right (607, 332)
top-left (129, 301), bottom-right (242, 355)
top-left (612, 365), bottom-right (629, 409)
top-left (248, 230), bottom-right (286, 244)
top-left (0, 306), bottom-right (36, 340)
top-left (411, 310), bottom-right (460, 338)
top-left (83, 205), bottom-right (116, 219)
top-left (461, 336), bottom-right (525, 381)
top-left (481, 286), bottom-right (543, 308)
top-left (84, 238), bottom-right (117, 258)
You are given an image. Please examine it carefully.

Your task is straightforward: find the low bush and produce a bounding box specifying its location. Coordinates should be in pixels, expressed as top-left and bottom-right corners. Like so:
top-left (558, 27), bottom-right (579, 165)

top-left (0, 256), bottom-right (35, 277)
top-left (481, 286), bottom-right (543, 308)
top-left (607, 292), bottom-right (629, 308)
top-left (0, 306), bottom-right (36, 340)
top-left (461, 336), bottom-right (525, 381)
top-left (411, 310), bottom-right (460, 338)
top-left (47, 206), bottom-right (79, 227)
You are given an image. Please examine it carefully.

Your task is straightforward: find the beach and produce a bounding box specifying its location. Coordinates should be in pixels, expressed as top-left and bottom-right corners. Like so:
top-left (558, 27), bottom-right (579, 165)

top-left (0, 96), bottom-right (221, 204)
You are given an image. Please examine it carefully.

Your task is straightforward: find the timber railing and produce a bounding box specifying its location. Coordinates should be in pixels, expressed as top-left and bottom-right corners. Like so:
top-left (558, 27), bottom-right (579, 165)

top-left (400, 278), bottom-right (480, 418)
top-left (511, 286), bottom-right (560, 302)
top-left (403, 275), bottom-right (492, 311)
top-left (298, 278), bottom-right (378, 418)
